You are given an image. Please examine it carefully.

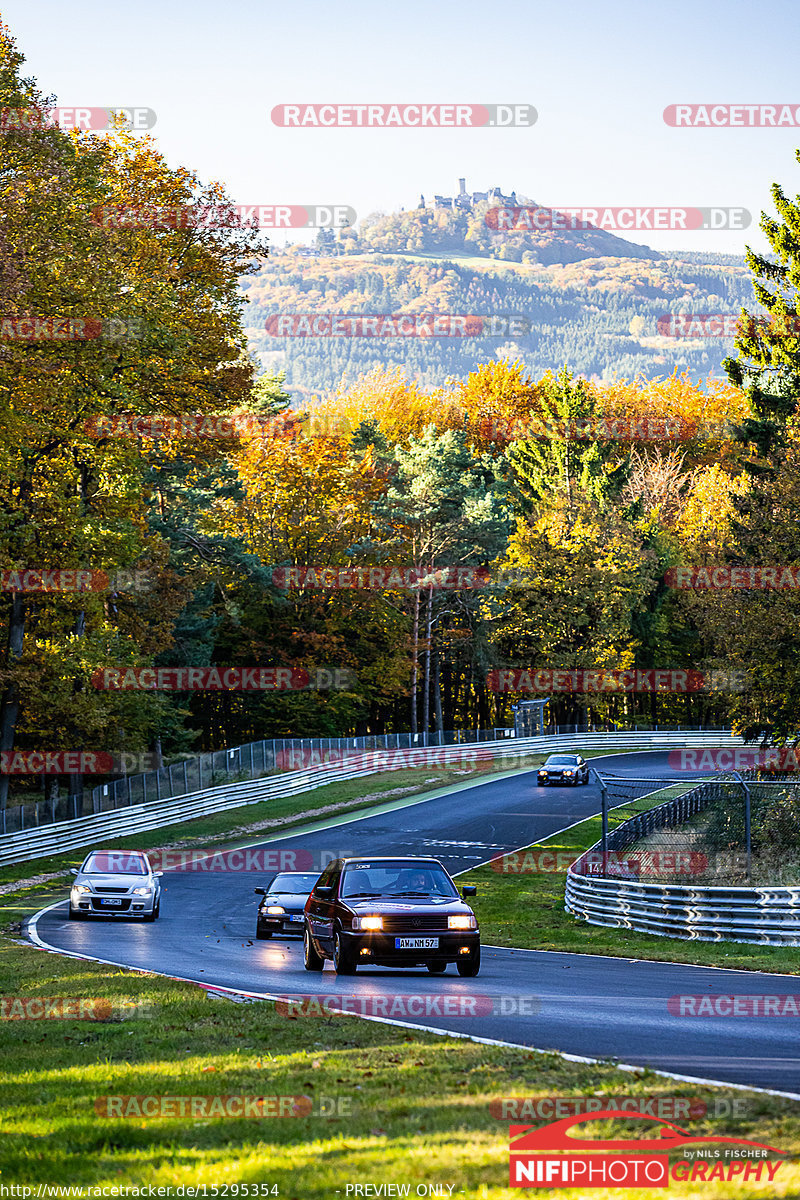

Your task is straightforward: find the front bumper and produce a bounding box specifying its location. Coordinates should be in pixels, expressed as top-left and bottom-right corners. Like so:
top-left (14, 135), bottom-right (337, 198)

top-left (258, 913), bottom-right (305, 935)
top-left (71, 892), bottom-right (157, 916)
top-left (339, 929), bottom-right (480, 964)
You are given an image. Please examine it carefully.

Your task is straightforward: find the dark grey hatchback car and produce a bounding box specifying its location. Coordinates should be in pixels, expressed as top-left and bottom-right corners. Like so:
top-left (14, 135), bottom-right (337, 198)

top-left (254, 870), bottom-right (321, 938)
top-left (303, 856), bottom-right (480, 976)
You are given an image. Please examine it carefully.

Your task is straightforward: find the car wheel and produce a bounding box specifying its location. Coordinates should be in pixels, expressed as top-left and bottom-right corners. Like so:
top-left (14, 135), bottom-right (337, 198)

top-left (68, 906), bottom-right (85, 920)
top-left (427, 961), bottom-right (447, 974)
top-left (456, 946), bottom-right (480, 977)
top-left (304, 927), bottom-right (324, 971)
top-left (333, 930), bottom-right (357, 975)
top-left (256, 927), bottom-right (272, 940)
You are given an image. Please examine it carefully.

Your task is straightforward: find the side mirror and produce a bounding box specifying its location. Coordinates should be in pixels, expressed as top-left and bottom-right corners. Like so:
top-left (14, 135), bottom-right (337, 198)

top-left (461, 885), bottom-right (477, 898)
top-left (155, 871), bottom-right (163, 878)
top-left (315, 886), bottom-right (333, 897)
top-left (70, 868), bottom-right (79, 876)
top-left (254, 887), bottom-right (266, 896)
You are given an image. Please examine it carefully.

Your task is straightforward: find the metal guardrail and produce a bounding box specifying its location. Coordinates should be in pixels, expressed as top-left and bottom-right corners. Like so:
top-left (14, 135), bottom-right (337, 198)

top-left (565, 773), bottom-right (800, 946)
top-left (7, 725), bottom-right (520, 833)
top-left (0, 730), bottom-right (739, 868)
top-left (77, 722), bottom-right (727, 826)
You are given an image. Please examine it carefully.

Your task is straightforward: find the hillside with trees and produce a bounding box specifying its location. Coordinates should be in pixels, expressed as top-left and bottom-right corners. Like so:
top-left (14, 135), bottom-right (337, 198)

top-left (244, 201), bottom-right (755, 395)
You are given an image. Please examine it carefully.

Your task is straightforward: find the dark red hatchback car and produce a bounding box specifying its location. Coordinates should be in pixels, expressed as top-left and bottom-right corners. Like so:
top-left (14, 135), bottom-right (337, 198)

top-left (303, 855), bottom-right (480, 976)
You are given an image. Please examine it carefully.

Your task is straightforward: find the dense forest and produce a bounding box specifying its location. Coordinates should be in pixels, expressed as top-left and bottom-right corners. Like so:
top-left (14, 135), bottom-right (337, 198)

top-left (246, 239), bottom-right (756, 395)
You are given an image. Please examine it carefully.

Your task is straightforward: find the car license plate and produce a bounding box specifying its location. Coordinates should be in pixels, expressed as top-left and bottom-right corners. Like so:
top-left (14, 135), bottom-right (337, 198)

top-left (100, 898), bottom-right (123, 906)
top-left (395, 937), bottom-right (438, 949)
top-left (289, 914), bottom-right (304, 922)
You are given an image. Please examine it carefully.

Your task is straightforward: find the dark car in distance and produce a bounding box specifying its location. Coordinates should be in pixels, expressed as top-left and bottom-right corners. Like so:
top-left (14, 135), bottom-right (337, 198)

top-left (537, 753), bottom-right (589, 787)
top-left (303, 856), bottom-right (480, 976)
top-left (254, 871), bottom-right (321, 938)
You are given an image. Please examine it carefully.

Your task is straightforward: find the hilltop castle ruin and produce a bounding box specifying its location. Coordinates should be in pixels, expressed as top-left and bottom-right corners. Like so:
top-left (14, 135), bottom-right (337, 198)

top-left (418, 179), bottom-right (520, 211)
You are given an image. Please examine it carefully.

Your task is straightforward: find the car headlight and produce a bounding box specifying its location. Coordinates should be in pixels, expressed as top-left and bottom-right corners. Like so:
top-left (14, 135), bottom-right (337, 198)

top-left (72, 884), bottom-right (91, 895)
top-left (265, 905), bottom-right (285, 915)
top-left (133, 886), bottom-right (154, 896)
top-left (538, 769), bottom-right (547, 775)
top-left (353, 916), bottom-right (383, 931)
top-left (448, 914), bottom-right (477, 930)
top-left (564, 769), bottom-right (574, 775)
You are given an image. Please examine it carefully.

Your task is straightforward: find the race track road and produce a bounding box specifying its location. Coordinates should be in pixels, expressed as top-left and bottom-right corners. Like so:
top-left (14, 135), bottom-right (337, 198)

top-left (29, 751), bottom-right (800, 1097)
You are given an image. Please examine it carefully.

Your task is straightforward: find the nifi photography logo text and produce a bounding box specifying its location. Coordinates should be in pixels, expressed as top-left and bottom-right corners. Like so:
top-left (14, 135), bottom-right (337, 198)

top-left (508, 1110), bottom-right (784, 1188)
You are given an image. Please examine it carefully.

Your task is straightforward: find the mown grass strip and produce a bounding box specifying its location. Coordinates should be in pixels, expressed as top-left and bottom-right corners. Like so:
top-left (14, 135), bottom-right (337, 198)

top-left (1, 885), bottom-right (799, 1195)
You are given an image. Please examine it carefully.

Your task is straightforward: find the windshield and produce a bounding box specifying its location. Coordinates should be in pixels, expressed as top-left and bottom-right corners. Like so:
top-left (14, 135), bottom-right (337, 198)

top-left (340, 861), bottom-right (458, 899)
top-left (545, 756), bottom-right (578, 766)
top-left (268, 873), bottom-right (320, 894)
top-left (82, 852), bottom-right (147, 875)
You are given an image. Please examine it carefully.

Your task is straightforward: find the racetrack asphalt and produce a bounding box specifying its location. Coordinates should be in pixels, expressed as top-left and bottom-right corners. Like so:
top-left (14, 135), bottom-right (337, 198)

top-left (29, 750), bottom-right (800, 1096)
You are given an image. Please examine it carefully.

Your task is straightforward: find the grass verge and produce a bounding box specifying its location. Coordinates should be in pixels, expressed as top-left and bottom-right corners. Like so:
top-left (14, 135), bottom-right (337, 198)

top-left (1, 885), bottom-right (799, 1196)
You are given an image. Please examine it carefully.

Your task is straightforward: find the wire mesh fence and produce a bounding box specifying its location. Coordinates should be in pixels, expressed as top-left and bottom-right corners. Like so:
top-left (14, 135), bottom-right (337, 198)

top-left (2, 726), bottom-right (518, 833)
top-left (0, 723), bottom-right (731, 834)
top-left (586, 770), bottom-right (800, 885)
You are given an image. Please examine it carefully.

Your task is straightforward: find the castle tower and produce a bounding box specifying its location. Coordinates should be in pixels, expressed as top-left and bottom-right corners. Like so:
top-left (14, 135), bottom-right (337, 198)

top-left (458, 178), bottom-right (466, 195)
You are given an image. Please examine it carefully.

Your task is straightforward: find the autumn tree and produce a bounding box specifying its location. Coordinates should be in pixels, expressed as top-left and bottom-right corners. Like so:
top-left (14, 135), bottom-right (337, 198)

top-left (362, 426), bottom-right (512, 733)
top-left (724, 149), bottom-right (800, 465)
top-left (0, 23), bottom-right (263, 806)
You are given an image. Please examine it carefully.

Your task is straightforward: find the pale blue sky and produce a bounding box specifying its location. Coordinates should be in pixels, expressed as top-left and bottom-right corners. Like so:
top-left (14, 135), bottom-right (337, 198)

top-left (2, 0), bottom-right (799, 252)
